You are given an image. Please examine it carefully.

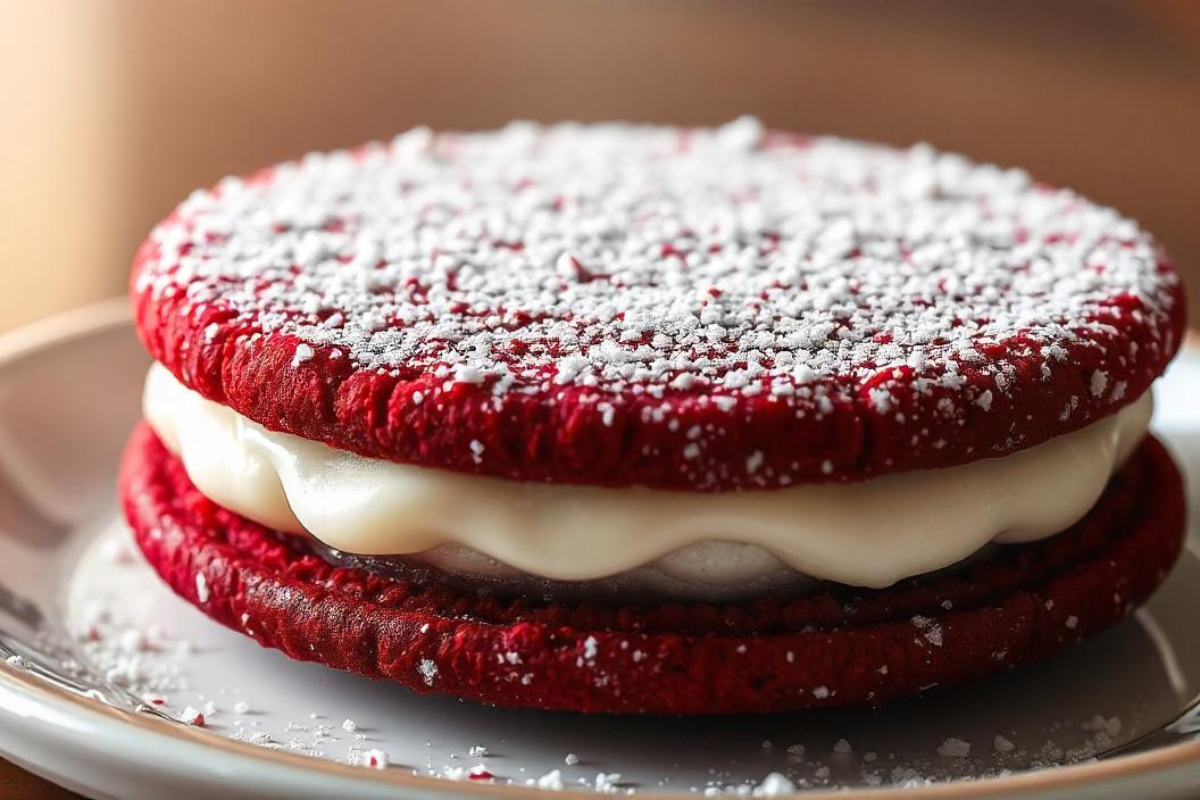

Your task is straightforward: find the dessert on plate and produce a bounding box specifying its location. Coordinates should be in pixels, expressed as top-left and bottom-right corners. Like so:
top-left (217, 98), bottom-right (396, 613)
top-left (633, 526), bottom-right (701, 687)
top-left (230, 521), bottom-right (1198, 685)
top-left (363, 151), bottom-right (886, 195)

top-left (121, 118), bottom-right (1187, 714)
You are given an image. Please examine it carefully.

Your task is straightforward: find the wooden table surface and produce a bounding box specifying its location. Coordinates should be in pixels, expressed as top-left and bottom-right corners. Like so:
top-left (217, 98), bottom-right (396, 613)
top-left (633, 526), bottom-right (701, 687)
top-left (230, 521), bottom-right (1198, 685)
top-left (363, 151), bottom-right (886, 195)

top-left (0, 762), bottom-right (74, 800)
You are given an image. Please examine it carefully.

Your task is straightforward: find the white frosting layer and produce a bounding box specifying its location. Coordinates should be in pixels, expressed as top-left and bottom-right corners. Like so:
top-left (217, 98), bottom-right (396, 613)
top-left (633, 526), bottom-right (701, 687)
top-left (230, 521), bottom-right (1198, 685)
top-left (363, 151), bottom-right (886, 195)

top-left (143, 364), bottom-right (1152, 591)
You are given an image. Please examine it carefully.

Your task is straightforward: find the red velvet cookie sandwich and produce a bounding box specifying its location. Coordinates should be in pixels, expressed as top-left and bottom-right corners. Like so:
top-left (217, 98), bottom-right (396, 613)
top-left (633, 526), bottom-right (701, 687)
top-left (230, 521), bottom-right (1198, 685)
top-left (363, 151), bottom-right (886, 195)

top-left (122, 118), bottom-right (1187, 715)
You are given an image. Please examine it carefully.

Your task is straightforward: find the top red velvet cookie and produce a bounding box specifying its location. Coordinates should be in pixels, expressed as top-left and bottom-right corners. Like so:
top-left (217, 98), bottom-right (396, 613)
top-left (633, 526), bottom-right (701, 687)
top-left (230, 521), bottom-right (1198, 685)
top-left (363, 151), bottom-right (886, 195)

top-left (131, 118), bottom-right (1185, 490)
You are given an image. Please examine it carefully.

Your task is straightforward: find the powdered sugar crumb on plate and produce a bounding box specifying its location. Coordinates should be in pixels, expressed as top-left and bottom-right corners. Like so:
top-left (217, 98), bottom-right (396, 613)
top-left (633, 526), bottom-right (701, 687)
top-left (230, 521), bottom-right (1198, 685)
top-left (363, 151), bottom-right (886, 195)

top-left (937, 738), bottom-right (972, 758)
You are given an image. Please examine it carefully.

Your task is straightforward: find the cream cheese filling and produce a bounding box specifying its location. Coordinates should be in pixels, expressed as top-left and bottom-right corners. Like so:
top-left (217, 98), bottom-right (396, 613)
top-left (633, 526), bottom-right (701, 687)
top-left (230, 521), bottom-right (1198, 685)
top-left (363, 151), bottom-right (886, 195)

top-left (143, 363), bottom-right (1152, 590)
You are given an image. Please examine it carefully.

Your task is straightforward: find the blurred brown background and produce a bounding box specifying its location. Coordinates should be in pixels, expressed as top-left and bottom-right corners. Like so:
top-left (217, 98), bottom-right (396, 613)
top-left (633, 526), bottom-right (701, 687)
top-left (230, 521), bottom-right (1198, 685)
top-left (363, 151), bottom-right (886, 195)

top-left (2, 0), bottom-right (1199, 335)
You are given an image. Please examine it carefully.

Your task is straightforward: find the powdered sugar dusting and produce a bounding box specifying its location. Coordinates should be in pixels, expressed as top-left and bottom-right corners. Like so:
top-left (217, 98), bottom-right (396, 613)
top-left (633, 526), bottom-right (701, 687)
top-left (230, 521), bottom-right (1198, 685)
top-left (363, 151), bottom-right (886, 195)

top-left (194, 572), bottom-right (210, 603)
top-left (418, 658), bottom-right (438, 685)
top-left (135, 118), bottom-right (1179, 488)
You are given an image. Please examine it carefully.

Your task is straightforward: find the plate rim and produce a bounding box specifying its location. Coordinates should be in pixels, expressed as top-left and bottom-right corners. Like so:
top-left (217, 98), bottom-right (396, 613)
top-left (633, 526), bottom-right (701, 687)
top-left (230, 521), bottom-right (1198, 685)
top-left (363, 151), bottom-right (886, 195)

top-left (0, 300), bottom-right (1197, 799)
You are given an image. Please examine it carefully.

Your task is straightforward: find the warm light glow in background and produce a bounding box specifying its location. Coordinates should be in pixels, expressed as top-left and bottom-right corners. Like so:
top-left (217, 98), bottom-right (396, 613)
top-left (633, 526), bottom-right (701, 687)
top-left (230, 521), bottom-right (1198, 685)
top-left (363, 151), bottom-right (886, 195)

top-left (2, 0), bottom-right (1198, 331)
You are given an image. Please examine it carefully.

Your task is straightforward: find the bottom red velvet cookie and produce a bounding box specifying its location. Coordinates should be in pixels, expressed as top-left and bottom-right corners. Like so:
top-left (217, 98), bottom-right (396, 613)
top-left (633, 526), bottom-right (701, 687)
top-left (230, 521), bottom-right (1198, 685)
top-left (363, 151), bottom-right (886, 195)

top-left (119, 424), bottom-right (1185, 715)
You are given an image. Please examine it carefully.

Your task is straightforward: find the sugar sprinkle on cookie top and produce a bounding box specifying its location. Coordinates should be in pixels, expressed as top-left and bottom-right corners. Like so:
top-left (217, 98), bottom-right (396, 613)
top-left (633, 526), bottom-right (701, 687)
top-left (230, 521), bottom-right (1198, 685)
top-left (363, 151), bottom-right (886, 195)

top-left (133, 118), bottom-right (1183, 489)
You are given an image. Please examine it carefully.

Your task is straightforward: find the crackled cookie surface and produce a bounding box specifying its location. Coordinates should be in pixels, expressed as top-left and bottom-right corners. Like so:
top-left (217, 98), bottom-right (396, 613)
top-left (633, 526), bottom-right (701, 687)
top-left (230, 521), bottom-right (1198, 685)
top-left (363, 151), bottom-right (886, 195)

top-left (132, 118), bottom-right (1184, 489)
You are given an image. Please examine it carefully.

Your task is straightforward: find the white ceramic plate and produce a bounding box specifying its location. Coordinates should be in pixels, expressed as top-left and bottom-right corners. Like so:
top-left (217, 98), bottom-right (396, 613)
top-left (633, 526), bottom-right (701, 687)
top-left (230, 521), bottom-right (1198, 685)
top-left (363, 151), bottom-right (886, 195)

top-left (0, 301), bottom-right (1199, 800)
